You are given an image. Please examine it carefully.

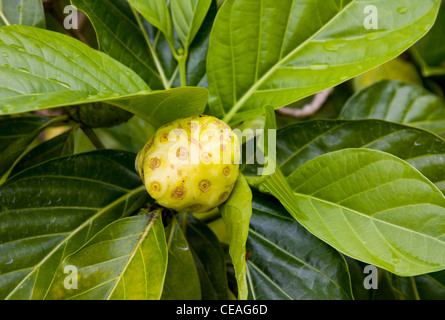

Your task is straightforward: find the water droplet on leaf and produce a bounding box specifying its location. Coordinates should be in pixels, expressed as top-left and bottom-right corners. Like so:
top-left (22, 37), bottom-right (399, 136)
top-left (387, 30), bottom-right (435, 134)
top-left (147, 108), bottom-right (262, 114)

top-left (310, 63), bottom-right (329, 70)
top-left (323, 40), bottom-right (348, 52)
top-left (397, 7), bottom-right (408, 14)
top-left (48, 78), bottom-right (71, 89)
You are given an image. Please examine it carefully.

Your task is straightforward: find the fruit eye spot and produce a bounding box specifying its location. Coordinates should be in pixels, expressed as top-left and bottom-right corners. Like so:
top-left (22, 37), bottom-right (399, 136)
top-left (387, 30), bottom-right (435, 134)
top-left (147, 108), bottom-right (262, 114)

top-left (219, 192), bottom-right (229, 202)
top-left (149, 182), bottom-right (161, 192)
top-left (199, 180), bottom-right (211, 192)
top-left (223, 167), bottom-right (231, 177)
top-left (187, 204), bottom-right (202, 211)
top-left (176, 147), bottom-right (189, 160)
top-left (172, 186), bottom-right (186, 200)
top-left (160, 133), bottom-right (169, 143)
top-left (148, 157), bottom-right (161, 170)
top-left (201, 152), bottom-right (212, 163)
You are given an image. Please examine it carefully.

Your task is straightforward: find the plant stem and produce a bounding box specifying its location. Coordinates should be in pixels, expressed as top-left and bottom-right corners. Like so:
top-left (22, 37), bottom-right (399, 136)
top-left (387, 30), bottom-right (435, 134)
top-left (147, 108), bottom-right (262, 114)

top-left (130, 6), bottom-right (170, 90)
top-left (81, 126), bottom-right (105, 150)
top-left (178, 55), bottom-right (188, 87)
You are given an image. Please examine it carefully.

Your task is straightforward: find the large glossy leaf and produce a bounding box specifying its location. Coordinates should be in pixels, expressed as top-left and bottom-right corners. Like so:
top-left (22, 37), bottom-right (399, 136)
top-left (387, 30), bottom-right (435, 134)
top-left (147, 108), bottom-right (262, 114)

top-left (170, 0), bottom-right (212, 48)
top-left (161, 216), bottom-right (201, 300)
top-left (0, 0), bottom-right (45, 28)
top-left (411, 1), bottom-right (445, 76)
top-left (45, 212), bottom-right (167, 300)
top-left (71, 0), bottom-right (165, 90)
top-left (352, 57), bottom-right (422, 92)
top-left (0, 25), bottom-right (151, 115)
top-left (387, 270), bottom-right (445, 300)
top-left (183, 214), bottom-right (229, 300)
top-left (11, 127), bottom-right (76, 176)
top-left (113, 87), bottom-right (209, 127)
top-left (207, 0), bottom-right (441, 124)
top-left (127, 0), bottom-right (175, 48)
top-left (0, 116), bottom-right (58, 181)
top-left (340, 80), bottom-right (445, 137)
top-left (171, 0), bottom-right (218, 88)
top-left (95, 116), bottom-right (156, 153)
top-left (220, 174), bottom-right (252, 300)
top-left (262, 148), bottom-right (445, 276)
top-left (244, 119), bottom-right (445, 194)
top-left (247, 191), bottom-right (353, 300)
top-left (0, 150), bottom-right (150, 299)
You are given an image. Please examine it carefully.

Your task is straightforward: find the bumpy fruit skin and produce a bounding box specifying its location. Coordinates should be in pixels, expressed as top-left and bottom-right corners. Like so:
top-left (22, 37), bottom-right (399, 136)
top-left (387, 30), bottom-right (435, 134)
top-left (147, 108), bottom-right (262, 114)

top-left (136, 115), bottom-right (240, 213)
top-left (67, 102), bottom-right (133, 128)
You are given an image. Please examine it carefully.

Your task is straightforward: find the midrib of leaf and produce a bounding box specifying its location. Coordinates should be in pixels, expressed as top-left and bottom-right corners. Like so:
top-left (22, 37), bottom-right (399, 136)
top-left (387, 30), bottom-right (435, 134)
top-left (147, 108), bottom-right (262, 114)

top-left (248, 227), bottom-right (350, 297)
top-left (0, 115), bottom-right (68, 185)
top-left (70, 1), bottom-right (160, 89)
top-left (410, 276), bottom-right (421, 300)
top-left (294, 191), bottom-right (445, 250)
top-left (129, 5), bottom-right (170, 90)
top-left (247, 260), bottom-right (293, 299)
top-left (6, 184), bottom-right (146, 300)
top-left (8, 29), bottom-right (134, 92)
top-left (278, 122), bottom-right (445, 178)
top-left (222, 0), bottom-right (356, 123)
top-left (278, 123), bottom-right (347, 171)
top-left (0, 0), bottom-right (11, 26)
top-left (106, 212), bottom-right (159, 300)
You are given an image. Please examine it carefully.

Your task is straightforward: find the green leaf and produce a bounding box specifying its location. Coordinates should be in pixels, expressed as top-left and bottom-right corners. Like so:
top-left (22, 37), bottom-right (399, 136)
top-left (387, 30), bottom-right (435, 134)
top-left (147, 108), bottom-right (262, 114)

top-left (351, 57), bottom-right (422, 92)
top-left (340, 80), bottom-right (445, 137)
top-left (113, 87), bottom-right (209, 128)
top-left (207, 0), bottom-right (441, 124)
top-left (183, 214), bottom-right (229, 300)
top-left (244, 119), bottom-right (445, 194)
top-left (161, 216), bottom-right (201, 300)
top-left (220, 174), bottom-right (252, 300)
top-left (0, 150), bottom-right (150, 299)
top-left (0, 25), bottom-right (150, 115)
top-left (411, 1), bottom-right (445, 76)
top-left (71, 0), bottom-right (166, 90)
top-left (127, 0), bottom-right (175, 49)
top-left (387, 270), bottom-right (445, 300)
top-left (171, 0), bottom-right (218, 88)
top-left (0, 116), bottom-right (64, 182)
top-left (264, 148), bottom-right (445, 276)
top-left (247, 191), bottom-right (353, 300)
top-left (0, 0), bottom-right (45, 28)
top-left (11, 127), bottom-right (76, 176)
top-left (170, 0), bottom-right (212, 48)
top-left (95, 116), bottom-right (156, 153)
top-left (45, 212), bottom-right (167, 300)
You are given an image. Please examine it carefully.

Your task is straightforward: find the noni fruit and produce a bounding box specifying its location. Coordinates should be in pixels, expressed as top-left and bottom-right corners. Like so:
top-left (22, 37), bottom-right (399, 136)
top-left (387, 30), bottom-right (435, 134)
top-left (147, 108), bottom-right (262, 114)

top-left (67, 102), bottom-right (133, 128)
top-left (136, 115), bottom-right (240, 213)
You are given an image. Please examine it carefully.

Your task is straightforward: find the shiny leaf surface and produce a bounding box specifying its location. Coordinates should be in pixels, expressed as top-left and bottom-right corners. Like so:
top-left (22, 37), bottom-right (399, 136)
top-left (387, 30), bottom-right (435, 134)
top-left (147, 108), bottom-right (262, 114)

top-left (220, 174), bottom-right (252, 300)
top-left (340, 80), bottom-right (445, 136)
top-left (45, 212), bottom-right (167, 300)
top-left (247, 191), bottom-right (353, 300)
top-left (262, 148), bottom-right (445, 276)
top-left (0, 25), bottom-right (150, 115)
top-left (0, 150), bottom-right (149, 299)
top-left (207, 0), bottom-right (440, 124)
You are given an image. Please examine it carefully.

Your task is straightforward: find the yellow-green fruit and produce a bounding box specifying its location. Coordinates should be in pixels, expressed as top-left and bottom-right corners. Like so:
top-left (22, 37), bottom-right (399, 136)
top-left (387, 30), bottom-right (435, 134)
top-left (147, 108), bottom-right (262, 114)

top-left (136, 115), bottom-right (240, 213)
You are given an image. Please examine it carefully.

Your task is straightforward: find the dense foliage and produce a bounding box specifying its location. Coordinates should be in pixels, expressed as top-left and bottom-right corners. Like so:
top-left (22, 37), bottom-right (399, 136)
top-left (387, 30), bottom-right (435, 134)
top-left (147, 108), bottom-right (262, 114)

top-left (1, 0), bottom-right (445, 300)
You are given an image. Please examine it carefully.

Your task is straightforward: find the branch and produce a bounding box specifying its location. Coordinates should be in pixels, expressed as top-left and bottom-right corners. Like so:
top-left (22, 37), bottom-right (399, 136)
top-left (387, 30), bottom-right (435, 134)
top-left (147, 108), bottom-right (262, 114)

top-left (276, 87), bottom-right (334, 118)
